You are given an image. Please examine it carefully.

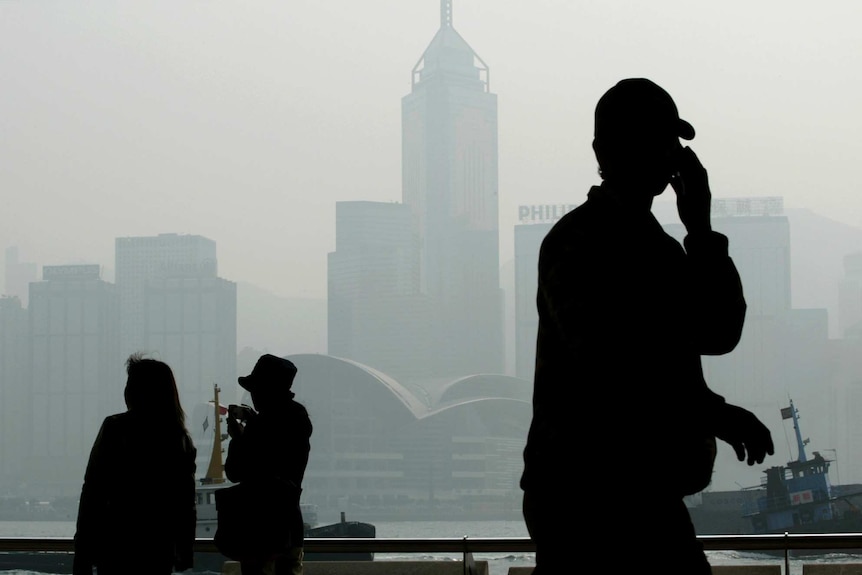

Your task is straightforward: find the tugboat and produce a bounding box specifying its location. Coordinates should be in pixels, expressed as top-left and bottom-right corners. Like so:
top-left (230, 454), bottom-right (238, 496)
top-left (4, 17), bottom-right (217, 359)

top-left (195, 384), bottom-right (375, 570)
top-left (742, 398), bottom-right (862, 551)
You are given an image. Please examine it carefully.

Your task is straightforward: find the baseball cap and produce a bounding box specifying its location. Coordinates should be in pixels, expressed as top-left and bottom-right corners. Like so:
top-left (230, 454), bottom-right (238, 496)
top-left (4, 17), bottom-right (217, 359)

top-left (594, 78), bottom-right (695, 141)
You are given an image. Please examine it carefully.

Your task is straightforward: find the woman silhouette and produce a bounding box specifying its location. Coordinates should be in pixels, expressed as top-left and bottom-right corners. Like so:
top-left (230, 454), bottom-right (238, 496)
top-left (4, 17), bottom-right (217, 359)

top-left (73, 354), bottom-right (197, 575)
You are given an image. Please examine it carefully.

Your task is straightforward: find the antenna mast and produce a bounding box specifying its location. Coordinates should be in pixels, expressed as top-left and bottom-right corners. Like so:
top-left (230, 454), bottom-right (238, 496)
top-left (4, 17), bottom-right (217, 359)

top-left (441, 0), bottom-right (452, 27)
top-left (789, 398), bottom-right (808, 464)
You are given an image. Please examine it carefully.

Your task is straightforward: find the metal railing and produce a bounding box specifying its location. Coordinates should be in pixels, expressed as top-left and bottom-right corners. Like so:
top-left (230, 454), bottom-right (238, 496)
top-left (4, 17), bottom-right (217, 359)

top-left (2, 533), bottom-right (862, 572)
top-left (3, 532), bottom-right (862, 553)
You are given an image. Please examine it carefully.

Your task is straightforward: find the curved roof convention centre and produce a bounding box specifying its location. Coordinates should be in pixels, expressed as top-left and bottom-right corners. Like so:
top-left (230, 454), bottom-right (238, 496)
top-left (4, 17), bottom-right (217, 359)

top-left (280, 353), bottom-right (531, 425)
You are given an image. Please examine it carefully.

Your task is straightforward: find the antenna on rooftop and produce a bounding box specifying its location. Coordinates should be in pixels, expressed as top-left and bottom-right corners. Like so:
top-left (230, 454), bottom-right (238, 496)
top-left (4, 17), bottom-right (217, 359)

top-left (441, 0), bottom-right (453, 27)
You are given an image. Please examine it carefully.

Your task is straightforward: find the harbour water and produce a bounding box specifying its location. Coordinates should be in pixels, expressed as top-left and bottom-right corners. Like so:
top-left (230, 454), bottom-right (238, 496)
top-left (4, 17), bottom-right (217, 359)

top-left (3, 520), bottom-right (862, 575)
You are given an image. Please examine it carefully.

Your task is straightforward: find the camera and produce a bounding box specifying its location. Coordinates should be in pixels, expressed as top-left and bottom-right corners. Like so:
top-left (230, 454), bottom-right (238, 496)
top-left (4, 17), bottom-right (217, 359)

top-left (228, 404), bottom-right (254, 421)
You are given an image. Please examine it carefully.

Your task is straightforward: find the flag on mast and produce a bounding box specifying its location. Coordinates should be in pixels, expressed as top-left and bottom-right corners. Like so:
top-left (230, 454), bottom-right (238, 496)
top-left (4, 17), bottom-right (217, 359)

top-left (781, 406), bottom-right (793, 420)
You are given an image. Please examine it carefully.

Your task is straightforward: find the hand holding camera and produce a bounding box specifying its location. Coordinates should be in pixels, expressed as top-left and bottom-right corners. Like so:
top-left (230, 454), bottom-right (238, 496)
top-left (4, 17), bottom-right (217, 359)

top-left (226, 404), bottom-right (255, 439)
top-left (228, 404), bottom-right (255, 422)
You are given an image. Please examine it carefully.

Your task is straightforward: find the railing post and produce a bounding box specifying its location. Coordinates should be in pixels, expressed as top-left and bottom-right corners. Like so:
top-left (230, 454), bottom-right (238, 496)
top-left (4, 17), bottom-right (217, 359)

top-left (784, 532), bottom-right (790, 575)
top-left (462, 535), bottom-right (478, 575)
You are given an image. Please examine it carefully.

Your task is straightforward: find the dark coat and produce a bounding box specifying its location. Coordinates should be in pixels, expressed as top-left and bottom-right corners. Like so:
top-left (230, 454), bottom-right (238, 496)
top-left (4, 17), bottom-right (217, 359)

top-left (224, 395), bottom-right (312, 550)
top-left (521, 183), bottom-right (746, 498)
top-left (73, 411), bottom-right (197, 575)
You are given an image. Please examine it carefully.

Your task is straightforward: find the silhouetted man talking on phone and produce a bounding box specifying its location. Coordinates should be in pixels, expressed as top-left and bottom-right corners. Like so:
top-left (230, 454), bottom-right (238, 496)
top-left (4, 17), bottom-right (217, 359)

top-left (520, 78), bottom-right (774, 574)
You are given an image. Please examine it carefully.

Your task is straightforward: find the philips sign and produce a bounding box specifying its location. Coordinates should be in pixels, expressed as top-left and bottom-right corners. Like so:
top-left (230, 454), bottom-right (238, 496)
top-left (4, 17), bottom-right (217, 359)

top-left (518, 204), bottom-right (577, 225)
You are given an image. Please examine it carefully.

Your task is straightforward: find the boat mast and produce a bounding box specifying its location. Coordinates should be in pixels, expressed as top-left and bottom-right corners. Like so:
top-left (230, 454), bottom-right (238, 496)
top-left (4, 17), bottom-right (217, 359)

top-left (203, 383), bottom-right (226, 484)
top-left (788, 398), bottom-right (808, 463)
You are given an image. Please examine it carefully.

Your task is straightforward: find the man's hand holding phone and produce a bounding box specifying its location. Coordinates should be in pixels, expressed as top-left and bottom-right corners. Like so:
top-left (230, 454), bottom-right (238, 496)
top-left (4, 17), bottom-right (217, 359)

top-left (670, 146), bottom-right (712, 235)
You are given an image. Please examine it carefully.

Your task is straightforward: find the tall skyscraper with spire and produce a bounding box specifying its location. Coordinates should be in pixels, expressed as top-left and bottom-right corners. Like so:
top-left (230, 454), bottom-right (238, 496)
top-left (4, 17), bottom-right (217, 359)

top-left (401, 0), bottom-right (503, 376)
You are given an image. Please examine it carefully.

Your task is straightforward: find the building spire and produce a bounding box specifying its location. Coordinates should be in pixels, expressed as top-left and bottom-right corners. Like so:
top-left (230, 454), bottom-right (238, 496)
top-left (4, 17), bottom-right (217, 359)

top-left (441, 0), bottom-right (452, 28)
top-left (412, 0), bottom-right (489, 92)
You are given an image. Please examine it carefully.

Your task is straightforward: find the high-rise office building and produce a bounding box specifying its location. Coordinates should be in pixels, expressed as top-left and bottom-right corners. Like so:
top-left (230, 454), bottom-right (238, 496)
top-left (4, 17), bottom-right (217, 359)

top-left (401, 0), bottom-right (503, 376)
top-left (328, 201), bottom-right (436, 381)
top-left (115, 234), bottom-right (217, 358)
top-left (0, 295), bottom-right (29, 487)
top-left (143, 274), bottom-right (237, 411)
top-left (839, 252), bottom-right (862, 338)
top-left (115, 233), bottom-right (234, 411)
top-left (4, 246), bottom-right (38, 307)
top-left (28, 264), bottom-right (119, 493)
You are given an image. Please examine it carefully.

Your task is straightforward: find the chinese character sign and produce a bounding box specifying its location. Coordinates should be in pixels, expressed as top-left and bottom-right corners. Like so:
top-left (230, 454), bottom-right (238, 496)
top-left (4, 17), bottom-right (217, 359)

top-left (790, 490), bottom-right (814, 506)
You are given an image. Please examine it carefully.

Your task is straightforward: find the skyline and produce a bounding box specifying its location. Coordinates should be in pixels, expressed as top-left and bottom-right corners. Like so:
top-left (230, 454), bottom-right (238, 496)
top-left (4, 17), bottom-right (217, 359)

top-left (6, 0), bottom-right (862, 526)
top-left (7, 202), bottom-right (862, 349)
top-left (2, 1), bottom-right (862, 303)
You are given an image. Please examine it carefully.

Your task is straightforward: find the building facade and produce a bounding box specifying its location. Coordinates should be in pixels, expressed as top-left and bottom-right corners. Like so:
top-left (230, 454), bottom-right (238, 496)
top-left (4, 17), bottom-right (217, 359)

top-left (143, 274), bottom-right (237, 411)
top-left (27, 264), bottom-right (119, 494)
top-left (0, 296), bottom-right (29, 489)
top-left (4, 246), bottom-right (38, 307)
top-left (327, 201), bottom-right (438, 381)
top-left (115, 233), bottom-right (234, 421)
top-left (115, 234), bottom-right (217, 358)
top-left (839, 252), bottom-right (862, 338)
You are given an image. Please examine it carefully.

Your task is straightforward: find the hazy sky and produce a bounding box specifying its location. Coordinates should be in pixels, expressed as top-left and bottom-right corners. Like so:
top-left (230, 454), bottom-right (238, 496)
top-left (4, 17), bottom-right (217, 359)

top-left (2, 1), bottom-right (861, 299)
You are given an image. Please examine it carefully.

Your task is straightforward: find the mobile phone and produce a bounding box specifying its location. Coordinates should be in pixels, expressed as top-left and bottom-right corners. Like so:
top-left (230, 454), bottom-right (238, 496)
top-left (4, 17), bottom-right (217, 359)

top-left (669, 144), bottom-right (687, 192)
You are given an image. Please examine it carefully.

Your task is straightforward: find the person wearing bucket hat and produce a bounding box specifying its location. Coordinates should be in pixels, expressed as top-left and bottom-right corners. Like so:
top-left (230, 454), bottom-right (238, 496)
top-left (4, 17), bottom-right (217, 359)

top-left (519, 78), bottom-right (774, 574)
top-left (223, 354), bottom-right (312, 575)
top-left (237, 353), bottom-right (299, 393)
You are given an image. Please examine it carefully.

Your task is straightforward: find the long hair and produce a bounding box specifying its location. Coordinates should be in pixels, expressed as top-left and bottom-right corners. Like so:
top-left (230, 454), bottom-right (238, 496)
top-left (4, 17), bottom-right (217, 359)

top-left (124, 353), bottom-right (189, 434)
